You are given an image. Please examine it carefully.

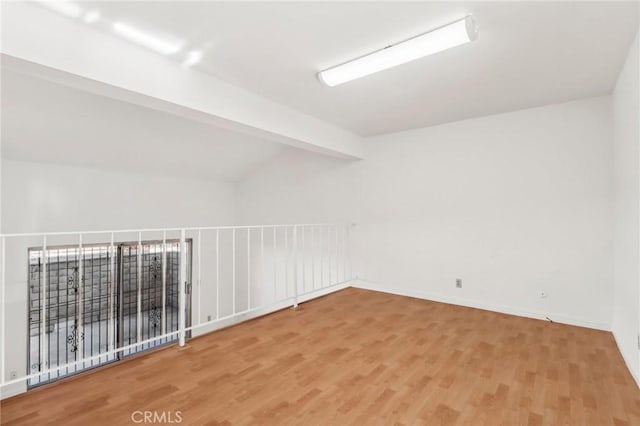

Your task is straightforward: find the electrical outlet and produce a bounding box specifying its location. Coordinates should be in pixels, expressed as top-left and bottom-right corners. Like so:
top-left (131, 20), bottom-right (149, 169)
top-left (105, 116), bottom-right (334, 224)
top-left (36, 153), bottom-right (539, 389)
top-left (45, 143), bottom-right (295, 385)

top-left (539, 291), bottom-right (548, 298)
top-left (9, 370), bottom-right (17, 380)
top-left (456, 278), bottom-right (462, 288)
top-left (207, 315), bottom-right (211, 322)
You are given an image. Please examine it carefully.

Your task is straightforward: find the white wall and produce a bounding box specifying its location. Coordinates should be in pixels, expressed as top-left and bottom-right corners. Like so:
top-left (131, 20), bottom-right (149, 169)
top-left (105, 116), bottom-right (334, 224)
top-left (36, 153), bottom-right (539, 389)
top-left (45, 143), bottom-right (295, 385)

top-left (236, 149), bottom-right (359, 225)
top-left (1, 160), bottom-right (235, 233)
top-left (237, 96), bottom-right (614, 330)
top-left (613, 29), bottom-right (640, 385)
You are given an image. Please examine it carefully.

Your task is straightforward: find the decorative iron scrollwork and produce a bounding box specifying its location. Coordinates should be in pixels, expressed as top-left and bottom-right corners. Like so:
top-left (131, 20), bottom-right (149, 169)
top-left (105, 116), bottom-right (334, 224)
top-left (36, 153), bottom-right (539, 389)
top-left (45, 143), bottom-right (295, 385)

top-left (150, 256), bottom-right (161, 280)
top-left (68, 266), bottom-right (80, 293)
top-left (149, 305), bottom-right (161, 328)
top-left (66, 324), bottom-right (84, 352)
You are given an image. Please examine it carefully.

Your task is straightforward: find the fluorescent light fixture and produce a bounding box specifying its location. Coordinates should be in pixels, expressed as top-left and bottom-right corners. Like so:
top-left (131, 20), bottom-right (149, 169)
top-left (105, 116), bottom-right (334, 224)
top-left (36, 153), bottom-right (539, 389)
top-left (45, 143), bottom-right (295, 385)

top-left (113, 22), bottom-right (182, 55)
top-left (182, 50), bottom-right (203, 68)
top-left (37, 1), bottom-right (82, 19)
top-left (83, 10), bottom-right (100, 23)
top-left (318, 15), bottom-right (479, 87)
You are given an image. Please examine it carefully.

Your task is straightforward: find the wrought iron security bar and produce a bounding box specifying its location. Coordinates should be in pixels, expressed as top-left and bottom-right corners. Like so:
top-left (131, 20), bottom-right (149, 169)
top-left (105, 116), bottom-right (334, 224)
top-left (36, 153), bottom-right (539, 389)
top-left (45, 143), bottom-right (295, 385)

top-left (26, 239), bottom-right (191, 386)
top-left (0, 224), bottom-right (354, 391)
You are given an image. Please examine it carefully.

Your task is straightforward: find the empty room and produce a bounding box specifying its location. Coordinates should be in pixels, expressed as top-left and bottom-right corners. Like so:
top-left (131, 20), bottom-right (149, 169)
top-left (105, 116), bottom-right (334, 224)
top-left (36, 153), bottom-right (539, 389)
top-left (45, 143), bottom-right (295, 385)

top-left (0, 1), bottom-right (639, 425)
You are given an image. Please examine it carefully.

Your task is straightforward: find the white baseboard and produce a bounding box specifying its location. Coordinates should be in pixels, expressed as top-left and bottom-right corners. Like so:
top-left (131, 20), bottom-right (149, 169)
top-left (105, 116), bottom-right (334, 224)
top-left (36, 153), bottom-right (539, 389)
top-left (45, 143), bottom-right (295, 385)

top-left (612, 329), bottom-right (640, 389)
top-left (192, 281), bottom-right (353, 337)
top-left (352, 280), bottom-right (610, 331)
top-left (0, 381), bottom-right (27, 400)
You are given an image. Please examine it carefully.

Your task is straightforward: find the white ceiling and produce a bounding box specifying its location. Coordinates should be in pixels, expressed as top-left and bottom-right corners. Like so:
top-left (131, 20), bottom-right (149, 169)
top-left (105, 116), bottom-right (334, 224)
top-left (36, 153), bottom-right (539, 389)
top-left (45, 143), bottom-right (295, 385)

top-left (1, 69), bottom-right (284, 181)
top-left (78, 1), bottom-right (639, 136)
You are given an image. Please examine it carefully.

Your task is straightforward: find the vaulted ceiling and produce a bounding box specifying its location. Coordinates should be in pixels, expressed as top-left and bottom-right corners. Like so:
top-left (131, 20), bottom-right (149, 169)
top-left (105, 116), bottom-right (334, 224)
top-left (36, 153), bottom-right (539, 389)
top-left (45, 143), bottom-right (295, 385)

top-left (1, 1), bottom-right (638, 181)
top-left (1, 69), bottom-right (284, 181)
top-left (79, 1), bottom-right (639, 135)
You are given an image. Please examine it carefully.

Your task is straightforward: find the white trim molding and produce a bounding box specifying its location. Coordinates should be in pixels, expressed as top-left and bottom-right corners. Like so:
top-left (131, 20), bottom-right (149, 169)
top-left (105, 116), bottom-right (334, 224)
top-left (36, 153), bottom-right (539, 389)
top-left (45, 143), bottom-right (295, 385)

top-left (352, 280), bottom-right (611, 331)
top-left (612, 330), bottom-right (640, 390)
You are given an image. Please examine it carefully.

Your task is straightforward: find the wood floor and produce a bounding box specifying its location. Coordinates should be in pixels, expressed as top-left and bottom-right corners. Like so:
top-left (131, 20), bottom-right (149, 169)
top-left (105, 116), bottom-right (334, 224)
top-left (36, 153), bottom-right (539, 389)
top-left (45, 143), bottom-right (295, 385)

top-left (1, 287), bottom-right (639, 425)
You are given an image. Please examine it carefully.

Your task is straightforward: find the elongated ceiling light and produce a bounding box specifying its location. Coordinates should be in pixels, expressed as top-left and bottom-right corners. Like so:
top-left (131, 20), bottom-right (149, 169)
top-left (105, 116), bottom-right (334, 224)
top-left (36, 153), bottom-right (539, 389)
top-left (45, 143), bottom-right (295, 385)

top-left (318, 15), bottom-right (478, 87)
top-left (113, 22), bottom-right (183, 55)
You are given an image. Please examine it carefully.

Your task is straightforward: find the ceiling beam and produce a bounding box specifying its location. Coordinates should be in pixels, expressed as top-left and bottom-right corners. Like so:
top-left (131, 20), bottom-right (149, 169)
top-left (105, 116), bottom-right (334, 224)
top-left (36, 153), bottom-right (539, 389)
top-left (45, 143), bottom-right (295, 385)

top-left (0, 2), bottom-right (364, 160)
